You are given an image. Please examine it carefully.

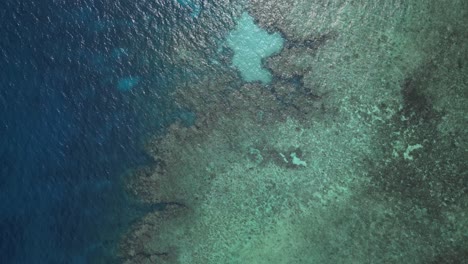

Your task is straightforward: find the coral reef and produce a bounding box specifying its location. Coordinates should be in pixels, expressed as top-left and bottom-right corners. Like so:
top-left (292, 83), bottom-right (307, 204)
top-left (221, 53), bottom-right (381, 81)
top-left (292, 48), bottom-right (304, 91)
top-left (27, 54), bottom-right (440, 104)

top-left (120, 1), bottom-right (468, 263)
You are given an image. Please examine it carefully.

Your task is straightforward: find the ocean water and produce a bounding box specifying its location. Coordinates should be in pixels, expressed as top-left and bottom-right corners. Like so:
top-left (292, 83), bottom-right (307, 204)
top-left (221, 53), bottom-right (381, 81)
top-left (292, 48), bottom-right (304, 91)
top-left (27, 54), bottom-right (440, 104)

top-left (0, 0), bottom-right (207, 262)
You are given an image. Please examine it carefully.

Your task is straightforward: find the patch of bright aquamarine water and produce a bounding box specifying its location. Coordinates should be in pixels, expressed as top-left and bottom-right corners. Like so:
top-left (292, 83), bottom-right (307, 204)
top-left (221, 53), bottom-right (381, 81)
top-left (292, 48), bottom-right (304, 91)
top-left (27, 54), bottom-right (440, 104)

top-left (117, 76), bottom-right (140, 91)
top-left (226, 12), bottom-right (284, 84)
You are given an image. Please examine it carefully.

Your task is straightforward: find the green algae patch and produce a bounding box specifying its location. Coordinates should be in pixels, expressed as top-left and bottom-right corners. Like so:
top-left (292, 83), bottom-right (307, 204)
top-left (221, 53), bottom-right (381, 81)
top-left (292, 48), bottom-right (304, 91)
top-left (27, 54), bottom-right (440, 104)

top-left (226, 12), bottom-right (284, 84)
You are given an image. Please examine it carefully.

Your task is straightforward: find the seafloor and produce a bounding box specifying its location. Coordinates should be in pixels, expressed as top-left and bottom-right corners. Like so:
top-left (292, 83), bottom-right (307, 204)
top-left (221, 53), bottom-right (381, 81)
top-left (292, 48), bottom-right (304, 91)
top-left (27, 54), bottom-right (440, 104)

top-left (120, 1), bottom-right (467, 263)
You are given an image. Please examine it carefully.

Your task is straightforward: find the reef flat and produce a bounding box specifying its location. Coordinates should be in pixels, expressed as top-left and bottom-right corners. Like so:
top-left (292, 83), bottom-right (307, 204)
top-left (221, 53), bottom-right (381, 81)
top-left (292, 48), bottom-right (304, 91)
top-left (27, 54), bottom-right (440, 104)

top-left (120, 1), bottom-right (468, 263)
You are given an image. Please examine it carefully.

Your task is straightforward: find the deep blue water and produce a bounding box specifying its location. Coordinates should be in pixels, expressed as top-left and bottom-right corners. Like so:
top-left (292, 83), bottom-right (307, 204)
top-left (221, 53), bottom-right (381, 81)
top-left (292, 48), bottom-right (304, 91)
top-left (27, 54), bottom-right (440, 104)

top-left (0, 0), bottom-right (201, 262)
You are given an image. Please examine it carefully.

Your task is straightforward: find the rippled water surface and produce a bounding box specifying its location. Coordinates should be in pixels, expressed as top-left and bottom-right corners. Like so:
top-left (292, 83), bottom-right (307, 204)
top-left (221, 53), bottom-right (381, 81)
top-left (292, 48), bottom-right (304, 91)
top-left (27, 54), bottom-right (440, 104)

top-left (0, 0), bottom-right (228, 262)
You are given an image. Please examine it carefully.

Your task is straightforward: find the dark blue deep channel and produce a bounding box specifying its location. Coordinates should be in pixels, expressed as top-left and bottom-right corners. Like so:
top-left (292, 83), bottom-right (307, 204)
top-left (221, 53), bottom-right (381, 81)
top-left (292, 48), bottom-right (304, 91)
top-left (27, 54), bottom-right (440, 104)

top-left (0, 1), bottom-right (197, 262)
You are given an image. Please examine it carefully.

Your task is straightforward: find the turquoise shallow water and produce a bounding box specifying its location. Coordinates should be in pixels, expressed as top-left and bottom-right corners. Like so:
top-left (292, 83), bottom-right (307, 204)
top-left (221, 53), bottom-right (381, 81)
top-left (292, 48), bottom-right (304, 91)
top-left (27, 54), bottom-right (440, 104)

top-left (227, 12), bottom-right (284, 84)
